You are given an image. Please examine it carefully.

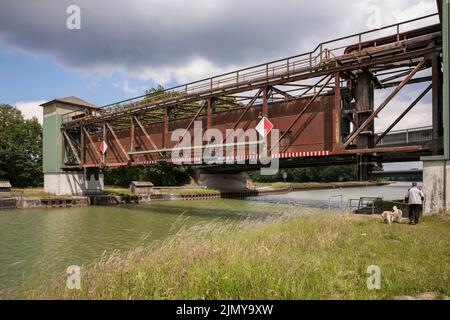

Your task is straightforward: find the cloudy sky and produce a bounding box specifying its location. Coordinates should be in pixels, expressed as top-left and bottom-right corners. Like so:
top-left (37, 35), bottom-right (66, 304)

top-left (0, 0), bottom-right (439, 128)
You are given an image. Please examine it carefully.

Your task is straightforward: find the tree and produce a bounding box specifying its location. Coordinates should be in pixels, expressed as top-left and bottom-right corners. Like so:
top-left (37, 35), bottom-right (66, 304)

top-left (0, 104), bottom-right (43, 187)
top-left (103, 164), bottom-right (191, 188)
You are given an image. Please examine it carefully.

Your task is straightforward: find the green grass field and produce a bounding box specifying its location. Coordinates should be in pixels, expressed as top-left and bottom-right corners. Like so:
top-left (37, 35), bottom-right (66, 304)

top-left (26, 210), bottom-right (450, 300)
top-left (11, 188), bottom-right (61, 199)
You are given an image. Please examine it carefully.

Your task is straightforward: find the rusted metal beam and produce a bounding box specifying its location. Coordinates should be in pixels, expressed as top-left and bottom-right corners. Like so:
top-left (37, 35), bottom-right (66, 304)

top-left (364, 70), bottom-right (383, 89)
top-left (343, 59), bottom-right (426, 148)
top-left (262, 87), bottom-right (269, 117)
top-left (62, 131), bottom-right (81, 164)
top-left (130, 117), bottom-right (135, 153)
top-left (105, 122), bottom-right (131, 161)
top-left (375, 83), bottom-right (432, 145)
top-left (207, 98), bottom-right (213, 129)
top-left (271, 76), bottom-right (333, 152)
top-left (64, 44), bottom-right (440, 129)
top-left (271, 86), bottom-right (294, 99)
top-left (80, 126), bottom-right (84, 166)
top-left (382, 76), bottom-right (432, 88)
top-left (133, 116), bottom-right (163, 158)
top-left (176, 100), bottom-right (207, 145)
top-left (333, 73), bottom-right (342, 151)
top-left (336, 145), bottom-right (425, 155)
top-left (163, 108), bottom-right (169, 149)
top-left (82, 127), bottom-right (102, 164)
top-left (230, 89), bottom-right (262, 131)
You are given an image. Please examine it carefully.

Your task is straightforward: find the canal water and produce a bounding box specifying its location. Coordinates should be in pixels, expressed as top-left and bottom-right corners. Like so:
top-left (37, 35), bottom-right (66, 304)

top-left (0, 182), bottom-right (415, 296)
top-left (248, 182), bottom-right (420, 209)
top-left (0, 199), bottom-right (289, 295)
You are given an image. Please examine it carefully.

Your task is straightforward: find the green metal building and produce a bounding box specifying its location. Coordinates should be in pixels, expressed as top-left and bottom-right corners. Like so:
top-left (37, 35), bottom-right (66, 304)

top-left (40, 97), bottom-right (103, 195)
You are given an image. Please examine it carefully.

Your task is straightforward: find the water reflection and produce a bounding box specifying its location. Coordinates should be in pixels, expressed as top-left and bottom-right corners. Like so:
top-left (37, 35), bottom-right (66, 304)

top-left (247, 182), bottom-right (420, 209)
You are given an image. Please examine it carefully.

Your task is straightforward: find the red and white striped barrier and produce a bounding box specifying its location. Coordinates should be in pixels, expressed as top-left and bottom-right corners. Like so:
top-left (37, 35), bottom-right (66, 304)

top-left (84, 150), bottom-right (331, 167)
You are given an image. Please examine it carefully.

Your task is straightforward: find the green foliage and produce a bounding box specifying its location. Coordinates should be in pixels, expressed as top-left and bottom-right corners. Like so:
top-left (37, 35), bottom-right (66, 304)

top-left (103, 163), bottom-right (191, 187)
top-left (0, 104), bottom-right (43, 187)
top-left (144, 84), bottom-right (165, 98)
top-left (27, 211), bottom-right (450, 300)
top-left (248, 165), bottom-right (357, 183)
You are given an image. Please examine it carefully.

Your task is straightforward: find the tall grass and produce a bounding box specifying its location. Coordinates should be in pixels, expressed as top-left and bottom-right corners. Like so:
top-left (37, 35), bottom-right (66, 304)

top-left (26, 210), bottom-right (450, 300)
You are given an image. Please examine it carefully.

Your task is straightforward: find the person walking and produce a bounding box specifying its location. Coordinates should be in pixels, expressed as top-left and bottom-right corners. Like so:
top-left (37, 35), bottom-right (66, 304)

top-left (405, 182), bottom-right (424, 225)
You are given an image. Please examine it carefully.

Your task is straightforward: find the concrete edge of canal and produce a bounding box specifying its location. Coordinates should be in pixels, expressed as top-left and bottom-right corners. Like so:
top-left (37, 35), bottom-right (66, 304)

top-left (0, 181), bottom-right (390, 211)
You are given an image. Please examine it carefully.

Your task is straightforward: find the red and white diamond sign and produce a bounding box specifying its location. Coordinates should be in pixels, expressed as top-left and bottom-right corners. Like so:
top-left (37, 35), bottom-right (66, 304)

top-left (100, 141), bottom-right (108, 155)
top-left (255, 117), bottom-right (274, 138)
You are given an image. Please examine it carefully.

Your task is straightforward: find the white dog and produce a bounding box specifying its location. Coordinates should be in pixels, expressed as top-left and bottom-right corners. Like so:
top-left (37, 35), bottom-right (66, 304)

top-left (381, 206), bottom-right (403, 225)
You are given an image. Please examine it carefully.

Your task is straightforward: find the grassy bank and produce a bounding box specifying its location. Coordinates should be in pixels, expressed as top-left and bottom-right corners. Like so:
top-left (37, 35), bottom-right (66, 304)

top-left (26, 210), bottom-right (450, 300)
top-left (104, 186), bottom-right (220, 196)
top-left (11, 188), bottom-right (62, 199)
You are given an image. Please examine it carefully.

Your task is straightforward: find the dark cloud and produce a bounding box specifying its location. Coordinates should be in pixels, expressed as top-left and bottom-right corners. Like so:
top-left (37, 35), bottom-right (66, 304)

top-left (0, 0), bottom-right (438, 83)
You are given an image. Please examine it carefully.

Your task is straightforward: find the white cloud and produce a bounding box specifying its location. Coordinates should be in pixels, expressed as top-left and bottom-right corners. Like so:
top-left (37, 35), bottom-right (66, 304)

top-left (1, 0), bottom-right (439, 130)
top-left (15, 100), bottom-right (45, 124)
top-left (0, 0), bottom-right (438, 87)
top-left (122, 81), bottom-right (147, 95)
top-left (131, 58), bottom-right (239, 85)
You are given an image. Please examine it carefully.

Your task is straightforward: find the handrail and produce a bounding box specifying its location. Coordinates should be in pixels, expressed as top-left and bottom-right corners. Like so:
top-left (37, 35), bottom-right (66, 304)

top-left (61, 13), bottom-right (439, 124)
top-left (375, 126), bottom-right (433, 135)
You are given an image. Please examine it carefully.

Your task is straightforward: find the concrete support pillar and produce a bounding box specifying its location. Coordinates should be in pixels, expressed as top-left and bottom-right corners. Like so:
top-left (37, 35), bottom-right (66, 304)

top-left (423, 160), bottom-right (450, 214)
top-left (44, 171), bottom-right (104, 196)
top-left (355, 72), bottom-right (374, 181)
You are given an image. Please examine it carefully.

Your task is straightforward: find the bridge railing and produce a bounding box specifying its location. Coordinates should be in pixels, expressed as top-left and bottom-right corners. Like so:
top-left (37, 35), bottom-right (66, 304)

top-left (376, 126), bottom-right (433, 146)
top-left (61, 13), bottom-right (439, 125)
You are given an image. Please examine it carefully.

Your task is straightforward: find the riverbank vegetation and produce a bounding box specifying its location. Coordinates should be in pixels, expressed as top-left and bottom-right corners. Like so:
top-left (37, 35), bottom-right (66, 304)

top-left (248, 165), bottom-right (358, 184)
top-left (26, 210), bottom-right (450, 300)
top-left (0, 104), bottom-right (43, 187)
top-left (103, 164), bottom-right (191, 187)
top-left (104, 186), bottom-right (220, 196)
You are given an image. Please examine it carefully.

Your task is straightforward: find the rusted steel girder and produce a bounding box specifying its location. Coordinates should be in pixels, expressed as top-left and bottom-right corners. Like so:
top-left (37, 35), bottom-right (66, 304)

top-left (82, 127), bottom-right (102, 165)
top-left (130, 117), bottom-right (135, 153)
top-left (375, 84), bottom-right (433, 145)
top-left (60, 15), bottom-right (443, 170)
top-left (80, 126), bottom-right (84, 166)
top-left (343, 59), bottom-right (427, 148)
top-left (106, 122), bottom-right (130, 161)
top-left (62, 131), bottom-right (81, 164)
top-left (333, 73), bottom-right (341, 151)
top-left (271, 76), bottom-right (333, 153)
top-left (175, 100), bottom-right (207, 146)
top-left (133, 116), bottom-right (161, 158)
top-left (336, 145), bottom-right (426, 155)
top-left (63, 37), bottom-right (441, 129)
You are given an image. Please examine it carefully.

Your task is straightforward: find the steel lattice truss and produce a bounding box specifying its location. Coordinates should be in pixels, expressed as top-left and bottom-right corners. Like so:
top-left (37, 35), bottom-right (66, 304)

top-left (61, 14), bottom-right (443, 171)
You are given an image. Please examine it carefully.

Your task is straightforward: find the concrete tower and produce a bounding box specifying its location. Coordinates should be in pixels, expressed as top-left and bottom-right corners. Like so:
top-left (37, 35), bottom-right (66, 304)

top-left (40, 96), bottom-right (104, 195)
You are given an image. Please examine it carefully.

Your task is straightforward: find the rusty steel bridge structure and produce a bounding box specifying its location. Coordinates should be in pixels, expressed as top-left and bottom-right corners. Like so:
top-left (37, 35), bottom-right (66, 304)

top-left (60, 13), bottom-right (444, 180)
